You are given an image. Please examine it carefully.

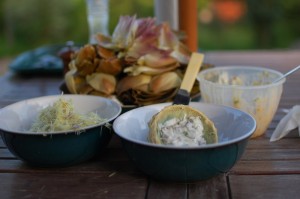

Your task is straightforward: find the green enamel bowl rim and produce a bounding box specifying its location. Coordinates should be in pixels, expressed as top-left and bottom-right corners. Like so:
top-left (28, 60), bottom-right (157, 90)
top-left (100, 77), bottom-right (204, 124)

top-left (0, 94), bottom-right (122, 135)
top-left (113, 102), bottom-right (256, 150)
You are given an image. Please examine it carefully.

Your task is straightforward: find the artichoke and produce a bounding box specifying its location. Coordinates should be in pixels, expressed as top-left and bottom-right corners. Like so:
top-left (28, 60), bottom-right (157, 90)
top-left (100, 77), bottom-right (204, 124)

top-left (64, 15), bottom-right (213, 106)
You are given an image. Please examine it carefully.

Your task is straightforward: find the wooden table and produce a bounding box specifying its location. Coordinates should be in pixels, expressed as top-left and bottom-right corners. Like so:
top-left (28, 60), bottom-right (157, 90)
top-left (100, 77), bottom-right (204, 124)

top-left (1, 50), bottom-right (300, 199)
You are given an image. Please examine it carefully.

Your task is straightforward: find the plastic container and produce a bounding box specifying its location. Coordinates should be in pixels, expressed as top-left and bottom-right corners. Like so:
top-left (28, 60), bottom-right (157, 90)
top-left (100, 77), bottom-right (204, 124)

top-left (197, 66), bottom-right (285, 138)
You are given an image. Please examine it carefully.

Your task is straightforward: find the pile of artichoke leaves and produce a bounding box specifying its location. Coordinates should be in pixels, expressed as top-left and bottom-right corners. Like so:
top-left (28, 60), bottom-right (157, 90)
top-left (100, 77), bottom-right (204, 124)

top-left (65, 15), bottom-right (209, 106)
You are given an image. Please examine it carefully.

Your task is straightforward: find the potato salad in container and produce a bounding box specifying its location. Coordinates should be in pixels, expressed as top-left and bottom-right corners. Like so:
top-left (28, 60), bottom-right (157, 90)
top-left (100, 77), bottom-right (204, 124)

top-left (197, 66), bottom-right (285, 138)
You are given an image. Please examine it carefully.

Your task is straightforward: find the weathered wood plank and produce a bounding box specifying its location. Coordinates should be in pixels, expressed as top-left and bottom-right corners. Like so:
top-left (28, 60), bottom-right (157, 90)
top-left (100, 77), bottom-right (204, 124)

top-left (231, 160), bottom-right (300, 175)
top-left (0, 152), bottom-right (141, 175)
top-left (0, 172), bottom-right (147, 199)
top-left (241, 148), bottom-right (300, 161)
top-left (229, 174), bottom-right (300, 199)
top-left (246, 137), bottom-right (300, 150)
top-left (147, 180), bottom-right (187, 199)
top-left (189, 175), bottom-right (229, 199)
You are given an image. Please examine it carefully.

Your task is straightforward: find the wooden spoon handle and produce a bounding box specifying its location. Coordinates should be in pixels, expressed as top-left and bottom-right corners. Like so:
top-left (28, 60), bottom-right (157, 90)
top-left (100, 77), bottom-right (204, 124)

top-left (180, 52), bottom-right (204, 92)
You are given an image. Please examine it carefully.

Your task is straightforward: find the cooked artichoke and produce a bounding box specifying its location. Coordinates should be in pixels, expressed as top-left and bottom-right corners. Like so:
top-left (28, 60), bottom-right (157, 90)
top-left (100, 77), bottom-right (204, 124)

top-left (63, 16), bottom-right (214, 105)
top-left (148, 105), bottom-right (218, 146)
top-left (116, 72), bottom-right (181, 105)
top-left (86, 73), bottom-right (116, 95)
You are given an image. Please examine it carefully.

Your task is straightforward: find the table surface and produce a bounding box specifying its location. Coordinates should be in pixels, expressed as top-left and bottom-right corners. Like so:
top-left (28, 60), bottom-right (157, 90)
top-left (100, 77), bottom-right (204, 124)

top-left (1, 50), bottom-right (300, 199)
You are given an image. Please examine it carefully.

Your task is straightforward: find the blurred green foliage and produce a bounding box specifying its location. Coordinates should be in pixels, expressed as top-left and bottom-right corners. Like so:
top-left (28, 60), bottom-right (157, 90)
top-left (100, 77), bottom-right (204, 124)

top-left (198, 0), bottom-right (300, 50)
top-left (0, 0), bottom-right (154, 57)
top-left (1, 0), bottom-right (300, 58)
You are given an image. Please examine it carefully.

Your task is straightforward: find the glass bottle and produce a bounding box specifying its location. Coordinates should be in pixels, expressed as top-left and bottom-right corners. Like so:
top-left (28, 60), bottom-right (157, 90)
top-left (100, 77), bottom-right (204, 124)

top-left (86, 0), bottom-right (109, 44)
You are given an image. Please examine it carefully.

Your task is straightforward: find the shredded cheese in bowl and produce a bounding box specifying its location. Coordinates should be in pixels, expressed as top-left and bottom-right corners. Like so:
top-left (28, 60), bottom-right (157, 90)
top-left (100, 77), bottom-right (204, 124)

top-left (30, 98), bottom-right (106, 132)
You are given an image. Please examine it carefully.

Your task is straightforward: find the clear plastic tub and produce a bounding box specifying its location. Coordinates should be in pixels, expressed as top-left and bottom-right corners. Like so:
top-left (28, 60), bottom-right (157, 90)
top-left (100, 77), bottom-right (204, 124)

top-left (197, 66), bottom-right (285, 138)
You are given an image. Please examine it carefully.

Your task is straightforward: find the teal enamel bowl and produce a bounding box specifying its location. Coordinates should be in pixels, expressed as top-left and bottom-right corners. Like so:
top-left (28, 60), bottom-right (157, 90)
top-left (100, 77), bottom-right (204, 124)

top-left (0, 95), bottom-right (121, 167)
top-left (113, 102), bottom-right (256, 182)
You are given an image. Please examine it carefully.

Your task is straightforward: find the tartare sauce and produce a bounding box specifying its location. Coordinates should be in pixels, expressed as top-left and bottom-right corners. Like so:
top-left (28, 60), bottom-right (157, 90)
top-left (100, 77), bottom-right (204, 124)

top-left (158, 115), bottom-right (206, 146)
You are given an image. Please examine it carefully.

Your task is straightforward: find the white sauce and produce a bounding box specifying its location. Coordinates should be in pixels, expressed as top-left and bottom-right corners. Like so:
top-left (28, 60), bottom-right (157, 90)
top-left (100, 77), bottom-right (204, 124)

top-left (158, 115), bottom-right (206, 146)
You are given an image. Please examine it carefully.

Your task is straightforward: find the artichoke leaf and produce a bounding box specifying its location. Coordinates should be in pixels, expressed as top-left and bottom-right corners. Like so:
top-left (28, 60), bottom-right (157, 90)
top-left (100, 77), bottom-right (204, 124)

top-left (137, 52), bottom-right (177, 68)
top-left (124, 63), bottom-right (179, 76)
top-left (170, 42), bottom-right (191, 65)
top-left (86, 73), bottom-right (116, 95)
top-left (134, 84), bottom-right (150, 93)
top-left (111, 15), bottom-right (138, 50)
top-left (65, 68), bottom-right (79, 94)
top-left (65, 68), bottom-right (95, 95)
top-left (96, 45), bottom-right (115, 59)
top-left (149, 72), bottom-right (182, 94)
top-left (126, 29), bottom-right (159, 59)
top-left (135, 17), bottom-right (157, 38)
top-left (95, 34), bottom-right (115, 49)
top-left (77, 84), bottom-right (94, 94)
top-left (116, 74), bottom-right (152, 95)
top-left (158, 23), bottom-right (179, 51)
top-left (76, 59), bottom-right (97, 76)
top-left (132, 88), bottom-right (177, 106)
top-left (89, 90), bottom-right (111, 97)
top-left (75, 45), bottom-right (96, 63)
top-left (95, 58), bottom-right (122, 75)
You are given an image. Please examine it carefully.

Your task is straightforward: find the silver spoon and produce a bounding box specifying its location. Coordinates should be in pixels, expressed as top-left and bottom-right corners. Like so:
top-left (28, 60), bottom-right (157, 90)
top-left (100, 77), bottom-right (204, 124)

top-left (273, 65), bottom-right (300, 83)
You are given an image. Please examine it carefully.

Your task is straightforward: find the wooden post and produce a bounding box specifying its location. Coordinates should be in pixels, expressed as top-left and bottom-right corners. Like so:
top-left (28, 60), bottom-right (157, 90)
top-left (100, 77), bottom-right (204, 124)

top-left (179, 0), bottom-right (198, 52)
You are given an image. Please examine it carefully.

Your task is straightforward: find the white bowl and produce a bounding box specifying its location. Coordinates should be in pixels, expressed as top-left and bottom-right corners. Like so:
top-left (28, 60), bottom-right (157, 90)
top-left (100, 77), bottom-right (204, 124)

top-left (113, 102), bottom-right (256, 181)
top-left (197, 66), bottom-right (285, 138)
top-left (0, 94), bottom-right (122, 167)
